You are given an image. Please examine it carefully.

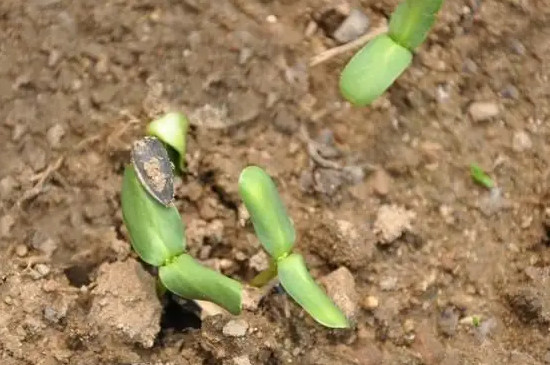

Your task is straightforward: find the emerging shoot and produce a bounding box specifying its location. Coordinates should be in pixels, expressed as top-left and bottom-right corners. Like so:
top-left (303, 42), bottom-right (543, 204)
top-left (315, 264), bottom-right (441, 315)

top-left (340, 0), bottom-right (444, 106)
top-left (239, 166), bottom-right (350, 329)
top-left (121, 113), bottom-right (242, 315)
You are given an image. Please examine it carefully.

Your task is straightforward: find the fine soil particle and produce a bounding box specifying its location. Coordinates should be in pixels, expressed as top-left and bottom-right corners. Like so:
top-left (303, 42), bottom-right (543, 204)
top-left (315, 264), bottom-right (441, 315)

top-left (1, 0), bottom-right (550, 364)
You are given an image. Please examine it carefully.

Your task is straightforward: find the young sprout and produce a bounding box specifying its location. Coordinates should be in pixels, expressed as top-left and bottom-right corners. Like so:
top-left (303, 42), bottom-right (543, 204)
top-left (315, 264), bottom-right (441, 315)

top-left (239, 166), bottom-right (350, 329)
top-left (340, 0), bottom-right (444, 106)
top-left (121, 113), bottom-right (242, 314)
top-left (146, 112), bottom-right (189, 172)
top-left (470, 164), bottom-right (495, 189)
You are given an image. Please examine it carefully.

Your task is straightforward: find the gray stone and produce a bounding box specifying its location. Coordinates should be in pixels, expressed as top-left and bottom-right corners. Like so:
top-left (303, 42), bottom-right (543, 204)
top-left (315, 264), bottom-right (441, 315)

top-left (222, 319), bottom-right (249, 337)
top-left (333, 9), bottom-right (370, 43)
top-left (468, 101), bottom-right (500, 122)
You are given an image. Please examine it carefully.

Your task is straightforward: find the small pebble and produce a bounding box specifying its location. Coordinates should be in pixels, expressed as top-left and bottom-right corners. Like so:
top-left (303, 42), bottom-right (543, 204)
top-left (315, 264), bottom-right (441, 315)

top-left (46, 124), bottom-right (66, 148)
top-left (320, 266), bottom-right (358, 320)
top-left (501, 84), bottom-right (519, 100)
top-left (36, 264), bottom-right (51, 277)
top-left (380, 277), bottom-right (397, 291)
top-left (512, 130), bottom-right (532, 152)
top-left (0, 214), bottom-right (15, 237)
top-left (361, 295), bottom-right (379, 310)
top-left (468, 101), bottom-right (500, 122)
top-left (333, 9), bottom-right (370, 43)
top-left (403, 319), bottom-right (415, 333)
top-left (374, 205), bottom-right (415, 244)
top-left (233, 356), bottom-right (252, 365)
top-left (372, 169), bottom-right (391, 196)
top-left (223, 319), bottom-right (249, 337)
top-left (0, 175), bottom-right (18, 199)
top-left (462, 58), bottom-right (478, 73)
top-left (238, 48), bottom-right (253, 65)
top-left (11, 123), bottom-right (27, 141)
top-left (509, 39), bottom-right (526, 56)
top-left (15, 244), bottom-right (28, 257)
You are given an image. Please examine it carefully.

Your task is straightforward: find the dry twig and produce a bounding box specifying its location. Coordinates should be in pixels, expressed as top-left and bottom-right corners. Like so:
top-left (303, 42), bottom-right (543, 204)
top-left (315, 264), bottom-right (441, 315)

top-left (309, 22), bottom-right (388, 67)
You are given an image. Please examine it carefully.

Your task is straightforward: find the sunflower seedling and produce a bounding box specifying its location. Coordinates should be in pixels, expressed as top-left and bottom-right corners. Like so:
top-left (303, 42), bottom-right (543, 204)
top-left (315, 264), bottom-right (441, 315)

top-left (121, 112), bottom-right (243, 315)
top-left (239, 166), bottom-right (350, 329)
top-left (340, 0), bottom-right (444, 106)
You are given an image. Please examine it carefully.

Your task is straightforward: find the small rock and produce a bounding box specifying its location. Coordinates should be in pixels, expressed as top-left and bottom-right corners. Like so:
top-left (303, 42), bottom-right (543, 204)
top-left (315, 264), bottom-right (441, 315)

top-left (0, 176), bottom-right (18, 199)
top-left (501, 84), bottom-right (519, 99)
top-left (438, 307), bottom-right (459, 337)
top-left (320, 266), bottom-right (358, 321)
top-left (373, 204), bottom-right (416, 244)
top-left (233, 355), bottom-right (252, 365)
top-left (0, 214), bottom-right (15, 237)
top-left (22, 141), bottom-right (47, 172)
top-left (304, 217), bottom-right (374, 269)
top-left (468, 101), bottom-right (500, 122)
top-left (35, 264), bottom-right (51, 277)
top-left (361, 295), bottom-right (379, 310)
top-left (380, 277), bottom-right (398, 291)
top-left (412, 324), bottom-right (445, 365)
top-left (509, 39), bottom-right (526, 55)
top-left (46, 124), bottom-right (66, 148)
top-left (43, 307), bottom-right (63, 324)
top-left (11, 123), bottom-right (27, 141)
top-left (238, 48), bottom-right (253, 65)
top-left (462, 58), bottom-right (478, 73)
top-left (223, 319), bottom-right (249, 337)
top-left (333, 9), bottom-right (370, 43)
top-left (543, 351), bottom-right (550, 364)
top-left (273, 108), bottom-right (299, 135)
top-left (249, 250), bottom-right (270, 272)
top-left (15, 244), bottom-right (28, 257)
top-left (506, 287), bottom-right (550, 325)
top-left (403, 319), bottom-right (415, 333)
top-left (512, 130), bottom-right (532, 152)
top-left (371, 169), bottom-right (391, 196)
top-left (90, 260), bottom-right (162, 348)
top-left (29, 231), bottom-right (58, 256)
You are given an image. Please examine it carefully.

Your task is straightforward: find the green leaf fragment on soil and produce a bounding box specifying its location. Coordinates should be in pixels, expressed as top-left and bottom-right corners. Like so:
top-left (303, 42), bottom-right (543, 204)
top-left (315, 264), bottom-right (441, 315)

top-left (121, 165), bottom-right (186, 266)
top-left (238, 166), bottom-right (295, 260)
top-left (159, 253), bottom-right (243, 315)
top-left (339, 34), bottom-right (412, 106)
top-left (470, 164), bottom-right (494, 189)
top-left (278, 253), bottom-right (350, 329)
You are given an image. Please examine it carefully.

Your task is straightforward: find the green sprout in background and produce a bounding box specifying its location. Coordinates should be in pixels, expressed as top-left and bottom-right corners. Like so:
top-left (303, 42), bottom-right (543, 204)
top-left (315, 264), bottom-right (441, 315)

top-left (470, 164), bottom-right (495, 189)
top-left (121, 112), bottom-right (242, 315)
top-left (239, 166), bottom-right (350, 328)
top-left (340, 0), bottom-right (444, 106)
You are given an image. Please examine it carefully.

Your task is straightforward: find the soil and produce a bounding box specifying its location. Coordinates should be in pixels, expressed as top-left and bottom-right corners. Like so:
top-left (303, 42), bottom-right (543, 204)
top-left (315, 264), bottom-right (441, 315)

top-left (1, 0), bottom-right (550, 364)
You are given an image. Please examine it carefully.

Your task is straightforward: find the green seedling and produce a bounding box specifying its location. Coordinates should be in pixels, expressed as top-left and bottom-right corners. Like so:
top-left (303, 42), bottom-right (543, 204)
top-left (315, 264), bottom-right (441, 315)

top-left (121, 113), bottom-right (242, 314)
top-left (147, 112), bottom-right (189, 172)
top-left (340, 0), bottom-right (444, 106)
top-left (470, 164), bottom-right (495, 189)
top-left (239, 166), bottom-right (350, 328)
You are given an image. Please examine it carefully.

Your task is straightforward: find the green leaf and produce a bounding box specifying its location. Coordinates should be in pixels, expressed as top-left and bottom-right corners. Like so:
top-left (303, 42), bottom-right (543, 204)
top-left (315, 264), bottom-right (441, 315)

top-left (147, 112), bottom-right (189, 171)
top-left (339, 34), bottom-right (412, 106)
top-left (470, 164), bottom-right (495, 189)
top-left (278, 253), bottom-right (350, 329)
top-left (389, 0), bottom-right (444, 51)
top-left (121, 165), bottom-right (186, 266)
top-left (238, 166), bottom-right (295, 260)
top-left (159, 254), bottom-right (243, 315)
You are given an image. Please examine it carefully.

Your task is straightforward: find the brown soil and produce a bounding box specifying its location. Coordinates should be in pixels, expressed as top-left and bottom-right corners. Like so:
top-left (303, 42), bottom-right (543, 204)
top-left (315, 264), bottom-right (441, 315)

top-left (1, 0), bottom-right (550, 364)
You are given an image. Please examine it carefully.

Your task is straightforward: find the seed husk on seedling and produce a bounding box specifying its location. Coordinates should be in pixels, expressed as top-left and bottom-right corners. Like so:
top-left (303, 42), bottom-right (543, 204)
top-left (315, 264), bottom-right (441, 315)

top-left (340, 0), bottom-right (444, 106)
top-left (121, 112), bottom-right (244, 315)
top-left (239, 166), bottom-right (350, 329)
top-left (131, 136), bottom-right (175, 206)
